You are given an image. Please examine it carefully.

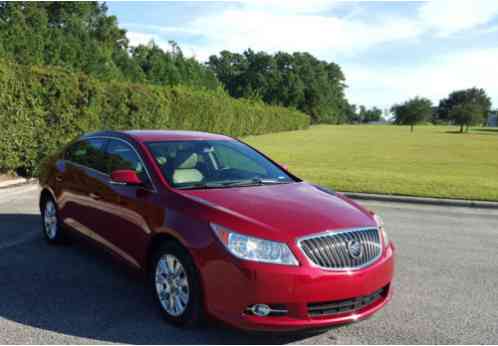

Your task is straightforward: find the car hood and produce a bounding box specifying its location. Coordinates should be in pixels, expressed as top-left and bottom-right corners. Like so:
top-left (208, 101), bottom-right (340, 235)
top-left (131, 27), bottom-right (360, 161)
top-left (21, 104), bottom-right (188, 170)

top-left (177, 182), bottom-right (376, 240)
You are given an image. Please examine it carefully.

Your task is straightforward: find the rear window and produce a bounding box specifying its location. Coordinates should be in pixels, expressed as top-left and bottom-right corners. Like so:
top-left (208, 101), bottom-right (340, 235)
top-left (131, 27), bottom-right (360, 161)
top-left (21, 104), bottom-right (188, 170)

top-left (65, 139), bottom-right (108, 173)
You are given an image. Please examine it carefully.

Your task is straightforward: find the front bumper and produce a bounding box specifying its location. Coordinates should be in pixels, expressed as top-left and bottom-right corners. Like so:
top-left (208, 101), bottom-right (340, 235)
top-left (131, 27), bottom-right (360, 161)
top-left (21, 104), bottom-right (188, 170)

top-left (201, 242), bottom-right (395, 332)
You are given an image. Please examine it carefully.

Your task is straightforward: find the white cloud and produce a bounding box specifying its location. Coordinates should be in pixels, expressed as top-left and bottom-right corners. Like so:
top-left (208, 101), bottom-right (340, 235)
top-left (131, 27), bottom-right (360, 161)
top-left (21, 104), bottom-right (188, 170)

top-left (126, 31), bottom-right (176, 53)
top-left (418, 0), bottom-right (498, 37)
top-left (344, 47), bottom-right (498, 109)
top-left (240, 0), bottom-right (339, 14)
top-left (126, 1), bottom-right (498, 61)
top-left (126, 32), bottom-right (157, 47)
top-left (181, 8), bottom-right (421, 61)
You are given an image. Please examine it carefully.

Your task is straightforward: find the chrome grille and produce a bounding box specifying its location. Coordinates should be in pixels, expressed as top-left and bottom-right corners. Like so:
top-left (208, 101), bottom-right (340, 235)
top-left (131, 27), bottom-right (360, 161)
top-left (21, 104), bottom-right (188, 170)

top-left (298, 228), bottom-right (381, 270)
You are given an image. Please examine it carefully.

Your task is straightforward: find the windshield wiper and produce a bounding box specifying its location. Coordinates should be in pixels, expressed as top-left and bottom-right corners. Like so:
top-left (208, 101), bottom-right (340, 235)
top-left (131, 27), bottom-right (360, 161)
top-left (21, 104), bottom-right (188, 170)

top-left (177, 178), bottom-right (290, 190)
top-left (220, 178), bottom-right (289, 187)
top-left (175, 182), bottom-right (226, 190)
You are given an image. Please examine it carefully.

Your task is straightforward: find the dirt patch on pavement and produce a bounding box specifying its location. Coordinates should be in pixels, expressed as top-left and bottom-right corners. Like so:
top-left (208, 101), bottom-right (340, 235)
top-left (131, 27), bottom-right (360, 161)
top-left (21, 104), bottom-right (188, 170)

top-left (0, 174), bottom-right (18, 183)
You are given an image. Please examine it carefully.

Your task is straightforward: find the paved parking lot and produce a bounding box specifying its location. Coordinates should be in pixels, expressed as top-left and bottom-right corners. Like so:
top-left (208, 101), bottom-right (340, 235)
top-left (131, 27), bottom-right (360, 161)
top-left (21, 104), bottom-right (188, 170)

top-left (1, 185), bottom-right (497, 344)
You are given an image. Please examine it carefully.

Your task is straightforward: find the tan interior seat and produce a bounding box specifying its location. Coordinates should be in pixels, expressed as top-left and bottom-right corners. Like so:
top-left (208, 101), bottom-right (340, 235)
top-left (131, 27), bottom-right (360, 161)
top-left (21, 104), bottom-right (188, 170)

top-left (172, 152), bottom-right (204, 184)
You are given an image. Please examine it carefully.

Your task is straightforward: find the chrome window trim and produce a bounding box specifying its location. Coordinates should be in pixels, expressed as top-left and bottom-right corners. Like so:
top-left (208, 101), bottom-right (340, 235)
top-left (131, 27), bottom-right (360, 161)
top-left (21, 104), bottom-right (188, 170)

top-left (63, 135), bottom-right (157, 193)
top-left (296, 227), bottom-right (382, 272)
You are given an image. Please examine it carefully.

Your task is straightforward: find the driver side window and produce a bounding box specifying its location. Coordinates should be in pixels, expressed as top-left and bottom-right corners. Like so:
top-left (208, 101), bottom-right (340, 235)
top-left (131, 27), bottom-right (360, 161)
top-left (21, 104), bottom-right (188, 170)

top-left (106, 139), bottom-right (151, 186)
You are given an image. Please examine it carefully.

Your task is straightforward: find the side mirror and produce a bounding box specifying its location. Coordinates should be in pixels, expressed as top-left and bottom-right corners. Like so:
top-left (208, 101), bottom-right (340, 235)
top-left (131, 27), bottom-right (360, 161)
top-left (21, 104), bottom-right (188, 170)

top-left (110, 170), bottom-right (142, 185)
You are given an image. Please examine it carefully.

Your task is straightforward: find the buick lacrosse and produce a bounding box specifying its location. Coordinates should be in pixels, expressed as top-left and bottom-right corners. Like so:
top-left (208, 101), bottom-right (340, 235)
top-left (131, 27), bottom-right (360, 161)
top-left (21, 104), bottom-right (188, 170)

top-left (39, 130), bottom-right (394, 331)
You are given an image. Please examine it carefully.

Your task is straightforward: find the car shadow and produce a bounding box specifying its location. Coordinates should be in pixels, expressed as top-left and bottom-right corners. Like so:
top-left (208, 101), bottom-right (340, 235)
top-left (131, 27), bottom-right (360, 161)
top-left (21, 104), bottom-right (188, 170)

top-left (0, 213), bottom-right (332, 344)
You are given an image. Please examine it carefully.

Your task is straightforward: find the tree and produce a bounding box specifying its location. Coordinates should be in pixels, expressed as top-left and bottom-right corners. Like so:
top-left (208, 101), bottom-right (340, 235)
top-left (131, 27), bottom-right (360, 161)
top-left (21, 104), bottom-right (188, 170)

top-left (343, 102), bottom-right (359, 123)
top-left (0, 2), bottom-right (128, 80)
top-left (436, 88), bottom-right (491, 124)
top-left (391, 97), bottom-right (433, 132)
top-left (0, 2), bottom-right (219, 89)
top-left (360, 106), bottom-right (382, 123)
top-left (341, 104), bottom-right (382, 124)
top-left (208, 49), bottom-right (348, 124)
top-left (449, 102), bottom-right (484, 133)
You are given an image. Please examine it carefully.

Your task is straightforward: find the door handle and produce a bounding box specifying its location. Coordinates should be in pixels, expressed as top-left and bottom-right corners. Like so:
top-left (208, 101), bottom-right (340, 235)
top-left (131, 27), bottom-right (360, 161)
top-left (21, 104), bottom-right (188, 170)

top-left (89, 193), bottom-right (102, 200)
top-left (55, 176), bottom-right (63, 182)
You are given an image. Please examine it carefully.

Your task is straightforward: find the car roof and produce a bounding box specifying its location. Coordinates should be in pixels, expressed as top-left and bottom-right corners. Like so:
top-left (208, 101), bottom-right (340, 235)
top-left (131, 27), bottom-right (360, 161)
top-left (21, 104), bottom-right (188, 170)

top-left (83, 130), bottom-right (234, 143)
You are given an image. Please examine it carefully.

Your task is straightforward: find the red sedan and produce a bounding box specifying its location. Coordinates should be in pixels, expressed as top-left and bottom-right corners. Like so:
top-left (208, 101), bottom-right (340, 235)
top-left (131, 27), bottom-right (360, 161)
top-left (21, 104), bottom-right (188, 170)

top-left (39, 130), bottom-right (394, 332)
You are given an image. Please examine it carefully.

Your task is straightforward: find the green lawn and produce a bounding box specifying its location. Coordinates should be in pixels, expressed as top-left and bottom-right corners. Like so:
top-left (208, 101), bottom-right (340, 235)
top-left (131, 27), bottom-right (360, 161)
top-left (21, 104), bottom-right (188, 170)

top-left (244, 125), bottom-right (498, 201)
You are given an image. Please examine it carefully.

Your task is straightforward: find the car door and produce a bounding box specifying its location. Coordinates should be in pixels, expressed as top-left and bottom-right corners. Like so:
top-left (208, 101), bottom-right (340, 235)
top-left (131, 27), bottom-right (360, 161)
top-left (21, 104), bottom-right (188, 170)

top-left (59, 138), bottom-right (110, 238)
top-left (96, 138), bottom-right (159, 268)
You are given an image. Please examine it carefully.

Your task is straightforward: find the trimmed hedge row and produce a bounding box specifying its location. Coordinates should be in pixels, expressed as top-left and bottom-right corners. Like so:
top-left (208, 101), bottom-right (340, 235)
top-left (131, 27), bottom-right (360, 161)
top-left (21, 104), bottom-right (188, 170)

top-left (0, 61), bottom-right (309, 176)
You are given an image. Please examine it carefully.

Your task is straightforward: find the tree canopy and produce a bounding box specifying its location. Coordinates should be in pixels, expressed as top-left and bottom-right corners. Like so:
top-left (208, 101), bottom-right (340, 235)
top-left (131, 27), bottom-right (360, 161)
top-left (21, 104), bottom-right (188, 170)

top-left (208, 49), bottom-right (349, 123)
top-left (391, 97), bottom-right (433, 132)
top-left (448, 102), bottom-right (485, 133)
top-left (0, 2), bottom-right (218, 89)
top-left (342, 104), bottom-right (383, 123)
top-left (436, 87), bottom-right (491, 124)
top-left (130, 41), bottom-right (219, 89)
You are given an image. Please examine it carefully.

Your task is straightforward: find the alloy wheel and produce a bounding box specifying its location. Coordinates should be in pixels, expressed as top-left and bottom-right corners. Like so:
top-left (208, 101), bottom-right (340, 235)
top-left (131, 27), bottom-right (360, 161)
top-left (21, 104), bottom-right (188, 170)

top-left (44, 200), bottom-right (58, 240)
top-left (155, 254), bottom-right (190, 317)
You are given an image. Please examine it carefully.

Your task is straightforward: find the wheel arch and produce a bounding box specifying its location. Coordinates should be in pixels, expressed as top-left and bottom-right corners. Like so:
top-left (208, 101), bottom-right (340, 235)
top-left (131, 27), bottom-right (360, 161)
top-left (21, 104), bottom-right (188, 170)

top-left (146, 233), bottom-right (187, 273)
top-left (146, 232), bottom-right (207, 310)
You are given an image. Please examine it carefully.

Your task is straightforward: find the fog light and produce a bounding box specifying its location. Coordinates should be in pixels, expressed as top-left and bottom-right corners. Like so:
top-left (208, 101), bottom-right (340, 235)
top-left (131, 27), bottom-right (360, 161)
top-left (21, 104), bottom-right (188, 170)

top-left (249, 304), bottom-right (271, 317)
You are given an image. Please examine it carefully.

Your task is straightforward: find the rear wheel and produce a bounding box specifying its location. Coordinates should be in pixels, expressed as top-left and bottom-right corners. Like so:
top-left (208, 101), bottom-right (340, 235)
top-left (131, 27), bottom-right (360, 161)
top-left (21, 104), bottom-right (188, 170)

top-left (150, 242), bottom-right (203, 327)
top-left (41, 197), bottom-right (66, 244)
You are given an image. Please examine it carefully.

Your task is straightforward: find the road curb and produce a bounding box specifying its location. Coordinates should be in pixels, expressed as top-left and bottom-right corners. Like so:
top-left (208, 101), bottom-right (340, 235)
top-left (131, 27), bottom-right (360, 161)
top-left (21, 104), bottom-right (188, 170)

top-left (0, 183), bottom-right (39, 205)
top-left (0, 178), bottom-right (36, 189)
top-left (343, 191), bottom-right (498, 209)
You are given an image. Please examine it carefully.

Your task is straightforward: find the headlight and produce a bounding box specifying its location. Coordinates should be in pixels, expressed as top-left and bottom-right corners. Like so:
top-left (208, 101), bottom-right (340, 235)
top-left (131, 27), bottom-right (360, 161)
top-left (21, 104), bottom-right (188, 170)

top-left (210, 223), bottom-right (299, 266)
top-left (373, 214), bottom-right (389, 248)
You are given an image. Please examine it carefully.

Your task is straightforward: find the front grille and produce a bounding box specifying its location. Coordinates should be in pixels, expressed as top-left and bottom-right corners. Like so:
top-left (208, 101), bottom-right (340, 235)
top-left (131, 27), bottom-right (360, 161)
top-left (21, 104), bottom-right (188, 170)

top-left (308, 286), bottom-right (387, 317)
top-left (298, 228), bottom-right (381, 270)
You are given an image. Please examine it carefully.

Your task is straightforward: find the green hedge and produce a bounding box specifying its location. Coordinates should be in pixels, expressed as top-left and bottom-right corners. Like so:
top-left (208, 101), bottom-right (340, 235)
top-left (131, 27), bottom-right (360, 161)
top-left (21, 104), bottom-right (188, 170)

top-left (0, 61), bottom-right (309, 176)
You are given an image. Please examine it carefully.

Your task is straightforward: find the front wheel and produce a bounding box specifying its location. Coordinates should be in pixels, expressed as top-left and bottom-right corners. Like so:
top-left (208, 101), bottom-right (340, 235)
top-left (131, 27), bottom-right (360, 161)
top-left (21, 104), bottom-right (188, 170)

top-left (151, 242), bottom-right (203, 327)
top-left (41, 197), bottom-right (66, 244)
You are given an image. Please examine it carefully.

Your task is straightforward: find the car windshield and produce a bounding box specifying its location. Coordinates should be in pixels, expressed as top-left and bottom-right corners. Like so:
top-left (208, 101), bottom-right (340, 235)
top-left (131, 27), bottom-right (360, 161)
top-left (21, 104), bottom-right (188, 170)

top-left (146, 140), bottom-right (296, 189)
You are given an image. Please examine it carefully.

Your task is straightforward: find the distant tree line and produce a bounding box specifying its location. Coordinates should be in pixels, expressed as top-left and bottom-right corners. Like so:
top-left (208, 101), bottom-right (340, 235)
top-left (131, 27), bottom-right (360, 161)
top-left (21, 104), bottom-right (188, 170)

top-left (207, 50), bottom-right (352, 124)
top-left (342, 104), bottom-right (383, 124)
top-left (391, 87), bottom-right (492, 132)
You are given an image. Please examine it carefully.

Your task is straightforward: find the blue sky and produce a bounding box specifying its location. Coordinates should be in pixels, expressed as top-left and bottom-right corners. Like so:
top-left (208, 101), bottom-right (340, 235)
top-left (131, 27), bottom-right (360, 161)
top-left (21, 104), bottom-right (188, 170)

top-left (107, 1), bottom-right (498, 110)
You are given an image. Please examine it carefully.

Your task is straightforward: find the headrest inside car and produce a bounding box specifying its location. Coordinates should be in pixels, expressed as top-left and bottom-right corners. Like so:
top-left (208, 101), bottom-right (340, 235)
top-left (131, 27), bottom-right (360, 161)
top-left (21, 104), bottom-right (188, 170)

top-left (174, 152), bottom-right (198, 169)
top-left (172, 168), bottom-right (203, 184)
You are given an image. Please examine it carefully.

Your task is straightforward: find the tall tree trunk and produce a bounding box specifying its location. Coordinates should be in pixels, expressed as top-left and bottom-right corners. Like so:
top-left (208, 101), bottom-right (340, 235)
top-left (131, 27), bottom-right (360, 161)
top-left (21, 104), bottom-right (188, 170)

top-left (460, 124), bottom-right (464, 133)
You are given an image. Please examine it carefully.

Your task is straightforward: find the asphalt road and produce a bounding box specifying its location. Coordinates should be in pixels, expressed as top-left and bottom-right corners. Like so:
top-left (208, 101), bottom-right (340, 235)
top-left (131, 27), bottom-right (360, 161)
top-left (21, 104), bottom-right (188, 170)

top-left (1, 185), bottom-right (497, 344)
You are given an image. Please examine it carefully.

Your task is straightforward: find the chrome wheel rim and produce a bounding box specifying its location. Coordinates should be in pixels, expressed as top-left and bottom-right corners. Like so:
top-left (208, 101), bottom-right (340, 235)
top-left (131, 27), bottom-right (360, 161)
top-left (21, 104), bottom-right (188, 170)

top-left (155, 254), bottom-right (190, 317)
top-left (44, 201), bottom-right (57, 239)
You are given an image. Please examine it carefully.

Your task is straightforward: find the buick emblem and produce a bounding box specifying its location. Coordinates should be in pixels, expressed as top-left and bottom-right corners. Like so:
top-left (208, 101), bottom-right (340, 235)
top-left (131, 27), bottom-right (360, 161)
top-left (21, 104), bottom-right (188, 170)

top-left (347, 239), bottom-right (363, 259)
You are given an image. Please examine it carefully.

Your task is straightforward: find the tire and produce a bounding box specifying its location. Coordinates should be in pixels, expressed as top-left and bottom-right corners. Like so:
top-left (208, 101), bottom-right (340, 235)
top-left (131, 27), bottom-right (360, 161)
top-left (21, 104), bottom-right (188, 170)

top-left (41, 196), bottom-right (66, 244)
top-left (150, 241), bottom-right (203, 327)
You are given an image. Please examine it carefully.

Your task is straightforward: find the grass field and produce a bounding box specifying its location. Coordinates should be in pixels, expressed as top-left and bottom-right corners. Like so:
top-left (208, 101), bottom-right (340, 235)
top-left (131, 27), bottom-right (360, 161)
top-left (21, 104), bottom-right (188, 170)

top-left (244, 125), bottom-right (498, 201)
